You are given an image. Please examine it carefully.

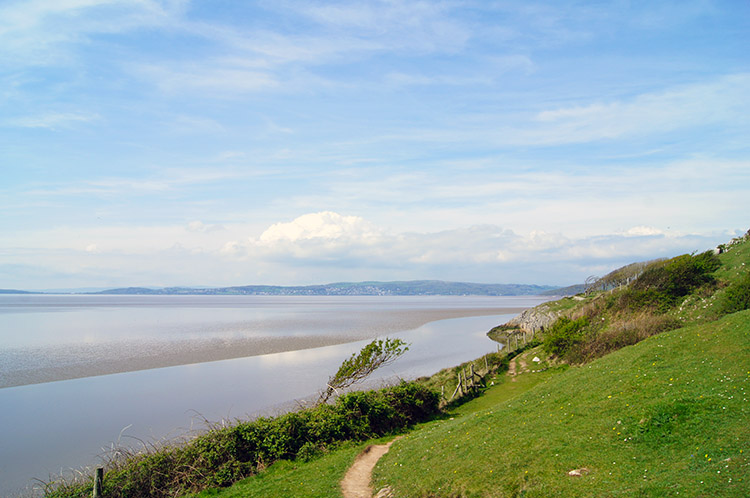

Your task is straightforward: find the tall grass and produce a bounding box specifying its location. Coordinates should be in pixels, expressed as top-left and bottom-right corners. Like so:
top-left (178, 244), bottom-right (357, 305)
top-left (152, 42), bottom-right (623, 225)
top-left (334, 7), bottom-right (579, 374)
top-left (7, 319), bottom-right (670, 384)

top-left (537, 249), bottom-right (732, 365)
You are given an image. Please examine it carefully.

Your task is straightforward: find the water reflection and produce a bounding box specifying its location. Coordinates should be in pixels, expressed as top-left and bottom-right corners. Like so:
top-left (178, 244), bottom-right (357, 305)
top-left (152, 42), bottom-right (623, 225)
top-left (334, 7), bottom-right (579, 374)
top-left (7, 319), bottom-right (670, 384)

top-left (0, 312), bottom-right (520, 497)
top-left (0, 295), bottom-right (541, 388)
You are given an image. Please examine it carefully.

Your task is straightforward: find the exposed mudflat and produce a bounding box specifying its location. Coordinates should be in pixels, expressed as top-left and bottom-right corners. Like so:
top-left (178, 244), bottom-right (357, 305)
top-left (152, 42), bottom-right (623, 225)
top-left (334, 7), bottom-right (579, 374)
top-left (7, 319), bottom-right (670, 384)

top-left (1, 306), bottom-right (526, 388)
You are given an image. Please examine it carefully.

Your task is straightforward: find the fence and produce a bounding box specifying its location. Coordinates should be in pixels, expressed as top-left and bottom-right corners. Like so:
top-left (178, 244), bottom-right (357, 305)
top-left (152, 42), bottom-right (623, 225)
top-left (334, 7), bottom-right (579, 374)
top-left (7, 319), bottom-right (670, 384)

top-left (445, 329), bottom-right (535, 404)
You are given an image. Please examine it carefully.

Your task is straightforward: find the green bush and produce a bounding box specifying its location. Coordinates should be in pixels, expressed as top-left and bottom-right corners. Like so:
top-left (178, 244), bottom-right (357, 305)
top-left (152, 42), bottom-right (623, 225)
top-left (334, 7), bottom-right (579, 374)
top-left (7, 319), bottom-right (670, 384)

top-left (632, 251), bottom-right (720, 300)
top-left (610, 288), bottom-right (676, 313)
top-left (720, 272), bottom-right (750, 314)
top-left (605, 251), bottom-right (722, 315)
top-left (542, 316), bottom-right (590, 358)
top-left (568, 313), bottom-right (680, 363)
top-left (46, 381), bottom-right (440, 498)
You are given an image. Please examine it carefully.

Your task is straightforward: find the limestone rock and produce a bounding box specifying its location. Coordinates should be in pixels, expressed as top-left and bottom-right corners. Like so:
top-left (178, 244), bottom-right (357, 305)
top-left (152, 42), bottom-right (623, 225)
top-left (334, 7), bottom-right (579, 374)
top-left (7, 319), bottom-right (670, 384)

top-left (375, 486), bottom-right (394, 498)
top-left (505, 305), bottom-right (559, 333)
top-left (567, 468), bottom-right (590, 477)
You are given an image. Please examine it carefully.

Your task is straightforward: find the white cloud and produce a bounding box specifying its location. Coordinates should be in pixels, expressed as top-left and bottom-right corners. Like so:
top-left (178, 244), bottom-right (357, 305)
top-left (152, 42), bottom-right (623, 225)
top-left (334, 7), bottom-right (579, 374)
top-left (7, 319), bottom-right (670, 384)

top-left (258, 211), bottom-right (381, 245)
top-left (622, 226), bottom-right (665, 237)
top-left (126, 0), bottom-right (475, 95)
top-left (526, 73), bottom-right (750, 145)
top-left (141, 63), bottom-right (279, 95)
top-left (288, 0), bottom-right (470, 54)
top-left (215, 211), bottom-right (733, 283)
top-left (358, 73), bottom-right (749, 149)
top-left (7, 112), bottom-right (100, 129)
top-left (186, 221), bottom-right (224, 233)
top-left (0, 0), bottom-right (185, 65)
top-left (2, 211), bottom-right (739, 289)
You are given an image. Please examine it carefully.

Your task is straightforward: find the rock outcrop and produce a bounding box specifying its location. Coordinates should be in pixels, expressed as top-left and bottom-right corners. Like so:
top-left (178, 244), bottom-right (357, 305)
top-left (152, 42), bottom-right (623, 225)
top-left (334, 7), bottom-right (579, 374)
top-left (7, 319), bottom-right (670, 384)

top-left (504, 304), bottom-right (560, 333)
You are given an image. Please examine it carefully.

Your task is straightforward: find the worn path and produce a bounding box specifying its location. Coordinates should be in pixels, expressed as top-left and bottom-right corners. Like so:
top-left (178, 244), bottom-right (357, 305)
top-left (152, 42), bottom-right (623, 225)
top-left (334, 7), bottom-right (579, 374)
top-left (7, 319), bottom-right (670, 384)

top-left (341, 437), bottom-right (401, 498)
top-left (508, 355), bottom-right (518, 381)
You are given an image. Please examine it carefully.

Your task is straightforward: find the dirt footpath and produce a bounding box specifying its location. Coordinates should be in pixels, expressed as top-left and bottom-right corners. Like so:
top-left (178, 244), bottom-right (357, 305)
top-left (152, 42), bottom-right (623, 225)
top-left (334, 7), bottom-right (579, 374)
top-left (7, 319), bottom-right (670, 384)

top-left (340, 437), bottom-right (401, 498)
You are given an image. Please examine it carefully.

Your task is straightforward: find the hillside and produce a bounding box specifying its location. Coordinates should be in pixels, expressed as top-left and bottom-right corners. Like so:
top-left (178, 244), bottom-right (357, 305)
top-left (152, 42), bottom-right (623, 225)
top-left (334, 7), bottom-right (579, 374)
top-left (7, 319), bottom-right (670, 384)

top-left (371, 231), bottom-right (750, 497)
top-left (374, 310), bottom-right (749, 497)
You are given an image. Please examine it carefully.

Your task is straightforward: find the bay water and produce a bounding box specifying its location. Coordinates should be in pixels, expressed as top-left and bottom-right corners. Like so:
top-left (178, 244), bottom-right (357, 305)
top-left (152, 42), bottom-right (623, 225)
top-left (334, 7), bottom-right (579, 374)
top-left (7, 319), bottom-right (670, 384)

top-left (0, 295), bottom-right (546, 496)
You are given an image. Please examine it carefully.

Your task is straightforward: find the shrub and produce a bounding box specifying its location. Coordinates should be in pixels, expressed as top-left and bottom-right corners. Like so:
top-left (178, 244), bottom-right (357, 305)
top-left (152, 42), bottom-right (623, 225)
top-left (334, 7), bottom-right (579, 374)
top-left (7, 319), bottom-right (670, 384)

top-left (720, 272), bottom-right (750, 314)
top-left (568, 314), bottom-right (680, 363)
top-left (542, 316), bottom-right (590, 358)
top-left (319, 338), bottom-right (409, 403)
top-left (610, 288), bottom-right (675, 313)
top-left (46, 381), bottom-right (440, 498)
top-left (605, 251), bottom-right (722, 315)
top-left (632, 251), bottom-right (720, 300)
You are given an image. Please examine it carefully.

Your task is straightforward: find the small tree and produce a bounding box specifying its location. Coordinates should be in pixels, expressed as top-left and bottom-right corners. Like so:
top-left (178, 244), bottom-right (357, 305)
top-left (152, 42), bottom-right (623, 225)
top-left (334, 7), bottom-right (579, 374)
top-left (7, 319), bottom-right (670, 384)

top-left (318, 338), bottom-right (409, 404)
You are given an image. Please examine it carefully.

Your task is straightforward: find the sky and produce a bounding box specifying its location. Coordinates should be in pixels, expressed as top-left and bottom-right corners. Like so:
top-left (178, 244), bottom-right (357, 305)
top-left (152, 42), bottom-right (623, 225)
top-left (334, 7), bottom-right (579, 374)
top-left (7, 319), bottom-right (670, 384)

top-left (1, 0), bottom-right (748, 290)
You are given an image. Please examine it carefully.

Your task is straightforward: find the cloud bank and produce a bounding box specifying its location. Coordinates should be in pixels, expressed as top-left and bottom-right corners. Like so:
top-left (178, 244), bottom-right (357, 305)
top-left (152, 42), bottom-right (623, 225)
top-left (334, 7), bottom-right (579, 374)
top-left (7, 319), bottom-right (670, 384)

top-left (4, 211), bottom-right (733, 291)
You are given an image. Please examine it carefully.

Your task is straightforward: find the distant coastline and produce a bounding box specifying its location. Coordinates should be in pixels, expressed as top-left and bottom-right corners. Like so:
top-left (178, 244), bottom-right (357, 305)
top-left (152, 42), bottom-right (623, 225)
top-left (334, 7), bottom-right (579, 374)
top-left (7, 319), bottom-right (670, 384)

top-left (1, 280), bottom-right (570, 297)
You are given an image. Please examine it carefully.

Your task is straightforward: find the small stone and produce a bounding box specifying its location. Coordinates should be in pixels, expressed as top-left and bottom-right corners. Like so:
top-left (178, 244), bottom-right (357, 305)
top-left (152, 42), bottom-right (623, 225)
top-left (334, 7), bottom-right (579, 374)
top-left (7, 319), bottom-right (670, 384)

top-left (375, 486), bottom-right (394, 498)
top-left (568, 468), bottom-right (590, 477)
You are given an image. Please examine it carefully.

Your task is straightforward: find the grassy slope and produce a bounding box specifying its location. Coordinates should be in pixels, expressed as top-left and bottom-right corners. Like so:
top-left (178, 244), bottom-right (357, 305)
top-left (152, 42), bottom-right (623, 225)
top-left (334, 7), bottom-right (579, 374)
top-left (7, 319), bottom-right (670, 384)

top-left (674, 237), bottom-right (750, 324)
top-left (373, 311), bottom-right (750, 497)
top-left (187, 442), bottom-right (368, 498)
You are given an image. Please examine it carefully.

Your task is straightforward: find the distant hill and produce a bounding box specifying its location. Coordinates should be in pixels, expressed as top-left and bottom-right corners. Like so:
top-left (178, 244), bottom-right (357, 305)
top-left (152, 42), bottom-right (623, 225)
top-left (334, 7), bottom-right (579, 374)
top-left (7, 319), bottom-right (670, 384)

top-left (92, 280), bottom-right (557, 296)
top-left (540, 283), bottom-right (585, 296)
top-left (0, 289), bottom-right (36, 294)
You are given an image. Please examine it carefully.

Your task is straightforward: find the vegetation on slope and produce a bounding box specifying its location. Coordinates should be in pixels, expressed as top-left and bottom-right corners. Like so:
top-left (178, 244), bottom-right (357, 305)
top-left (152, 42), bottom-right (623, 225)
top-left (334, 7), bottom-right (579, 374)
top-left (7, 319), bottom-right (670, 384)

top-left (45, 382), bottom-right (439, 498)
top-left (369, 232), bottom-right (750, 497)
top-left (535, 232), bottom-right (750, 365)
top-left (374, 311), bottom-right (750, 497)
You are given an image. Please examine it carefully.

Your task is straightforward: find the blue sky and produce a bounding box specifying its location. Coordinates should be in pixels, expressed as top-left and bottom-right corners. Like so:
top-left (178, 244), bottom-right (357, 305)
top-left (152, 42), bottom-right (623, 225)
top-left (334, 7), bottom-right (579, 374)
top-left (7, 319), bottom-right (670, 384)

top-left (1, 0), bottom-right (748, 290)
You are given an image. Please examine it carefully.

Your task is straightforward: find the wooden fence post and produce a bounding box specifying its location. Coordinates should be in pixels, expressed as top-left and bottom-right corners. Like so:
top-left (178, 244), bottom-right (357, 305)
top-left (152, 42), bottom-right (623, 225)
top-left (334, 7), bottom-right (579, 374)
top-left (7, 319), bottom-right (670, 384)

top-left (93, 467), bottom-right (103, 498)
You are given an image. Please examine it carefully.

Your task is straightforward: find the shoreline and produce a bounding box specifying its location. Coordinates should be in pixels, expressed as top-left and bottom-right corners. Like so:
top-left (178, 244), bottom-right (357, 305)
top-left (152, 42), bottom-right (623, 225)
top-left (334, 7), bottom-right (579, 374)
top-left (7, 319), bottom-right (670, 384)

top-left (1, 306), bottom-right (527, 389)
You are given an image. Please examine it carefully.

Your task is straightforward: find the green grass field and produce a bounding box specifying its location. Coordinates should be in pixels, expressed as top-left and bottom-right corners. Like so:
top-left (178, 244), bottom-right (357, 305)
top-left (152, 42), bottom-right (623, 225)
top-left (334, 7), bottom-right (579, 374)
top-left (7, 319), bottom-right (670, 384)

top-left (373, 311), bottom-right (750, 497)
top-left (185, 441), bottom-right (368, 498)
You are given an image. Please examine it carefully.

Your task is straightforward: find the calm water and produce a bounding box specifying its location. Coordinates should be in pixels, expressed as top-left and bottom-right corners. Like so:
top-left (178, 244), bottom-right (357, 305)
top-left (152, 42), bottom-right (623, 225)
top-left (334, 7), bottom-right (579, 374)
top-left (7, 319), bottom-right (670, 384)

top-left (0, 295), bottom-right (545, 496)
